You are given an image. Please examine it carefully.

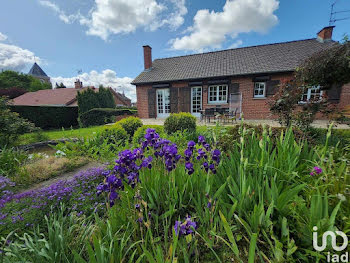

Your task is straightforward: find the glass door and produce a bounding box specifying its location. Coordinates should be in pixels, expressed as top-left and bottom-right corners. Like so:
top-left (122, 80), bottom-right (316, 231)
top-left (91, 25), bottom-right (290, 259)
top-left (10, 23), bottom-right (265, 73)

top-left (191, 86), bottom-right (202, 118)
top-left (156, 89), bottom-right (170, 118)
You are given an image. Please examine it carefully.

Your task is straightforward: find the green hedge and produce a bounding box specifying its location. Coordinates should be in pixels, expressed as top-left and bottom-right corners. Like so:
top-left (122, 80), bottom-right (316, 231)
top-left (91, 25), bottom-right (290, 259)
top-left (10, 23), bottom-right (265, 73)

top-left (80, 108), bottom-right (137, 127)
top-left (10, 105), bottom-right (78, 130)
top-left (164, 112), bottom-right (196, 134)
top-left (115, 116), bottom-right (143, 138)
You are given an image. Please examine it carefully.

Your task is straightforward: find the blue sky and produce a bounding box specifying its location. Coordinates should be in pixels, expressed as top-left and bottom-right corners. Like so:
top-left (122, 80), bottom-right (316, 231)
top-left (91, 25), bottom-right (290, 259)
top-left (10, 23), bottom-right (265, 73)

top-left (0, 0), bottom-right (349, 101)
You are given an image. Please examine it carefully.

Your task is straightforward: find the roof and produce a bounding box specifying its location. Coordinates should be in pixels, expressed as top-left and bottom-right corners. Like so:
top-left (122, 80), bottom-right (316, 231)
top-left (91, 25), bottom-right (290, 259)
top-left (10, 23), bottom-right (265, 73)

top-left (132, 38), bottom-right (336, 85)
top-left (28, 63), bottom-right (49, 77)
top-left (12, 88), bottom-right (79, 106)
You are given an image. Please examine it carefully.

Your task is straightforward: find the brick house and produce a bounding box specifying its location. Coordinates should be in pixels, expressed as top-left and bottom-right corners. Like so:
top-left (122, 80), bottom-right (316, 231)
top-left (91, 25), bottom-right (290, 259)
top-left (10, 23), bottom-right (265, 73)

top-left (13, 79), bottom-right (131, 107)
top-left (132, 26), bottom-right (349, 119)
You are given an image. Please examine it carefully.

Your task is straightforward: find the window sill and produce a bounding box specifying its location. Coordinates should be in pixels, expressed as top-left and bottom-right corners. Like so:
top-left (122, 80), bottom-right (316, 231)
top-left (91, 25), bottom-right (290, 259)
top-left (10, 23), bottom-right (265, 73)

top-left (208, 102), bottom-right (228, 105)
top-left (253, 97), bottom-right (266, 100)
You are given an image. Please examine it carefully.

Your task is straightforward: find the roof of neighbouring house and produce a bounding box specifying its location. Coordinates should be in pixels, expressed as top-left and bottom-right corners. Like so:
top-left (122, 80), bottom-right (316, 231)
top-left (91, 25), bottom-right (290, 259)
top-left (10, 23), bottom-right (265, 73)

top-left (28, 62), bottom-right (49, 77)
top-left (12, 88), bottom-right (80, 106)
top-left (132, 38), bottom-right (336, 85)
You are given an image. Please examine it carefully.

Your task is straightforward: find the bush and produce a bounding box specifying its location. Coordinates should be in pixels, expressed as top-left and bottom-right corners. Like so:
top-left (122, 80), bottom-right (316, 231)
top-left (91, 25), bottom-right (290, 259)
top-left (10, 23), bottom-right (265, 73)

top-left (0, 147), bottom-right (27, 177)
top-left (9, 105), bottom-right (78, 130)
top-left (79, 108), bottom-right (137, 127)
top-left (99, 125), bottom-right (129, 145)
top-left (164, 112), bottom-right (196, 134)
top-left (1, 98), bottom-right (37, 146)
top-left (133, 125), bottom-right (164, 144)
top-left (115, 116), bottom-right (142, 138)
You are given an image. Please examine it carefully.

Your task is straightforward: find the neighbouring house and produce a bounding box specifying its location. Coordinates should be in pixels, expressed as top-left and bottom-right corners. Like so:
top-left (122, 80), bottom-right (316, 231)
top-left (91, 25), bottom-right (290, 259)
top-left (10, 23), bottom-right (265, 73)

top-left (28, 62), bottom-right (51, 84)
top-left (13, 79), bottom-right (132, 107)
top-left (132, 26), bottom-right (350, 119)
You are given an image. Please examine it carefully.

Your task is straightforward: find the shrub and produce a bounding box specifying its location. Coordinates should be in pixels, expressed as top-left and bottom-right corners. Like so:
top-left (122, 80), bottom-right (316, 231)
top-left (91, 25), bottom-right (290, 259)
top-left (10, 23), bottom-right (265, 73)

top-left (9, 105), bottom-right (78, 130)
top-left (133, 125), bottom-right (164, 144)
top-left (79, 108), bottom-right (137, 127)
top-left (99, 125), bottom-right (129, 145)
top-left (1, 98), bottom-right (37, 146)
top-left (164, 112), bottom-right (196, 134)
top-left (0, 147), bottom-right (27, 178)
top-left (115, 116), bottom-right (142, 138)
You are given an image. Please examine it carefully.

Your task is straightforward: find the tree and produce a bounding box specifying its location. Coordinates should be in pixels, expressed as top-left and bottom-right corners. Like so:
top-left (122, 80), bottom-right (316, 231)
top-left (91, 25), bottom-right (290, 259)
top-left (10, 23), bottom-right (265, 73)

top-left (0, 87), bottom-right (27, 99)
top-left (77, 86), bottom-right (116, 115)
top-left (55, 82), bottom-right (67, 89)
top-left (0, 70), bottom-right (52, 92)
top-left (296, 37), bottom-right (350, 90)
top-left (268, 80), bottom-right (329, 130)
top-left (0, 97), bottom-right (37, 147)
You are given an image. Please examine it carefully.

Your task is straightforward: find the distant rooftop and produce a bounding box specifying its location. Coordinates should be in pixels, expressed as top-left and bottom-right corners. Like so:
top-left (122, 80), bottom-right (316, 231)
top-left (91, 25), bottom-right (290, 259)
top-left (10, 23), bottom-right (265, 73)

top-left (28, 62), bottom-right (48, 77)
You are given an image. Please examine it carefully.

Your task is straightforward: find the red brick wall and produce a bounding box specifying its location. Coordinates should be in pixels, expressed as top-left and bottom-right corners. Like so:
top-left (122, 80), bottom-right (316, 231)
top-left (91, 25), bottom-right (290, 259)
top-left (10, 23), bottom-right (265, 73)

top-left (136, 85), bottom-right (152, 118)
top-left (136, 76), bottom-right (350, 119)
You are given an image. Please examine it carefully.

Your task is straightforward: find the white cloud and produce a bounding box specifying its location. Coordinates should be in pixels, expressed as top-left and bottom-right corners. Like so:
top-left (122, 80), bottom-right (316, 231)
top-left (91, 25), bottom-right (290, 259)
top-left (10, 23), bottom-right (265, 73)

top-left (0, 32), bottom-right (7, 42)
top-left (38, 0), bottom-right (81, 24)
top-left (170, 0), bottom-right (279, 51)
top-left (51, 69), bottom-right (136, 101)
top-left (228, 39), bottom-right (243, 49)
top-left (0, 43), bottom-right (40, 72)
top-left (39, 0), bottom-right (187, 40)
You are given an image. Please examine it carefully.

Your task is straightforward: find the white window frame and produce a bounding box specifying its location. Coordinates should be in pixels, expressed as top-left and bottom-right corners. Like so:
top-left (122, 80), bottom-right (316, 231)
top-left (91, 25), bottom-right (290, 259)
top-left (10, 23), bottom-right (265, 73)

top-left (208, 84), bottom-right (228, 104)
top-left (299, 86), bottom-right (323, 104)
top-left (253, 82), bottom-right (266, 98)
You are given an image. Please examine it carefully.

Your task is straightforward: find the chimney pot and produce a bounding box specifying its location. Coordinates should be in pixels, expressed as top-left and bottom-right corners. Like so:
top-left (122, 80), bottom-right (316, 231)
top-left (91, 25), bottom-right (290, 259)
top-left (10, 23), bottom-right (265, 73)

top-left (317, 26), bottom-right (335, 43)
top-left (75, 79), bottom-right (83, 89)
top-left (143, 45), bottom-right (152, 70)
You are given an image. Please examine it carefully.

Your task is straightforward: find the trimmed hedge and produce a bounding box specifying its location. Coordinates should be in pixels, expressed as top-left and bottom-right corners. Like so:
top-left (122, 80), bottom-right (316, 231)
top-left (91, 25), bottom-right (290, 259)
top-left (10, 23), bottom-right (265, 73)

top-left (115, 116), bottom-right (143, 138)
top-left (10, 105), bottom-right (78, 130)
top-left (164, 112), bottom-right (196, 134)
top-left (80, 108), bottom-right (137, 127)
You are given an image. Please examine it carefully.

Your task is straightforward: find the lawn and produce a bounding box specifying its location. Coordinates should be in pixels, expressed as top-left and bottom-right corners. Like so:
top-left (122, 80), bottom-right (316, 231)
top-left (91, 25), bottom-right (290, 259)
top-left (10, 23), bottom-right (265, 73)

top-left (1, 119), bottom-right (349, 262)
top-left (16, 125), bottom-right (107, 145)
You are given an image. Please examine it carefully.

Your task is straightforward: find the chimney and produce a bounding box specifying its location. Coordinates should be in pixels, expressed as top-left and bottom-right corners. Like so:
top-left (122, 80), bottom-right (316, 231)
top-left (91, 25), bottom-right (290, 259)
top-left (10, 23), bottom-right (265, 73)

top-left (143, 45), bottom-right (152, 70)
top-left (75, 79), bottom-right (83, 89)
top-left (317, 26), bottom-right (335, 43)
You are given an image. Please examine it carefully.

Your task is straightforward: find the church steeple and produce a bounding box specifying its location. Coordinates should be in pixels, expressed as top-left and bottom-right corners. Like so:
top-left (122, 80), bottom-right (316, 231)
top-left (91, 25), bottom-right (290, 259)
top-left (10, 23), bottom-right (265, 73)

top-left (28, 62), bottom-right (50, 83)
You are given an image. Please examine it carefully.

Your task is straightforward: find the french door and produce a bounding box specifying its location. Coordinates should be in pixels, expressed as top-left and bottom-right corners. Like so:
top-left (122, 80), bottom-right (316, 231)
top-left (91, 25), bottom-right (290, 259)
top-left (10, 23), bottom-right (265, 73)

top-left (156, 88), bottom-right (170, 118)
top-left (191, 86), bottom-right (202, 118)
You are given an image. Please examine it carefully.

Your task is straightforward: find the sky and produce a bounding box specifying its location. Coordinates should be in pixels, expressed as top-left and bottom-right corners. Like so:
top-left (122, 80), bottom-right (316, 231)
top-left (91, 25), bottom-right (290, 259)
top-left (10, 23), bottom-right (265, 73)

top-left (0, 0), bottom-right (349, 102)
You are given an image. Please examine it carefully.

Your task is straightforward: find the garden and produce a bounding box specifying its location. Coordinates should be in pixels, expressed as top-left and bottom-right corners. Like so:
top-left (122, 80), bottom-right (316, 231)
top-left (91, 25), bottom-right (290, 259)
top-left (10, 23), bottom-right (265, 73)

top-left (0, 110), bottom-right (349, 262)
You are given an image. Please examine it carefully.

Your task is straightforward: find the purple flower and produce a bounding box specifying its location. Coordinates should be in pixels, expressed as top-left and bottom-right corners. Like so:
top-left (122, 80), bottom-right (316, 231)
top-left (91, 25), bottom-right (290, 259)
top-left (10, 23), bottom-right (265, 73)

top-left (207, 201), bottom-right (212, 208)
top-left (314, 166), bottom-right (322, 174)
top-left (135, 204), bottom-right (140, 210)
top-left (187, 141), bottom-right (196, 149)
top-left (174, 216), bottom-right (198, 236)
top-left (185, 162), bottom-right (194, 175)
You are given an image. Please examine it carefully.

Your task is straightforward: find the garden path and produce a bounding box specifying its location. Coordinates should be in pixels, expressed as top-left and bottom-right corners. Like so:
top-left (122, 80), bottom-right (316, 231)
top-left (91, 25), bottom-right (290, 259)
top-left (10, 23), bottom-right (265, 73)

top-left (19, 161), bottom-right (103, 193)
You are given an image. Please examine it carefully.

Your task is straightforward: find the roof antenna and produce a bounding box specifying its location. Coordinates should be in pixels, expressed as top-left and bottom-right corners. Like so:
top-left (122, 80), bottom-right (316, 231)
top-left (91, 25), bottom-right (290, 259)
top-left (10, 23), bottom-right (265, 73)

top-left (329, 0), bottom-right (350, 26)
top-left (77, 69), bottom-right (82, 75)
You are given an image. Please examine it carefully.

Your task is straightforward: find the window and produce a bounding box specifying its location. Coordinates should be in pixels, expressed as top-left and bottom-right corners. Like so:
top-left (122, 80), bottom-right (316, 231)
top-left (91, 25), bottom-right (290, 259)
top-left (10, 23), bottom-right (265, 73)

top-left (300, 86), bottom-right (323, 103)
top-left (208, 85), bottom-right (228, 103)
top-left (254, 82), bottom-right (266, 98)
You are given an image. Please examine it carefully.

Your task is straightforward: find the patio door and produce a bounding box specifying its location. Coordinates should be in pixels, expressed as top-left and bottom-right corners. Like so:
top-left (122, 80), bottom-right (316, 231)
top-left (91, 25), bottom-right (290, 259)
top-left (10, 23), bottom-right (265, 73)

top-left (156, 88), bottom-right (170, 118)
top-left (191, 86), bottom-right (202, 118)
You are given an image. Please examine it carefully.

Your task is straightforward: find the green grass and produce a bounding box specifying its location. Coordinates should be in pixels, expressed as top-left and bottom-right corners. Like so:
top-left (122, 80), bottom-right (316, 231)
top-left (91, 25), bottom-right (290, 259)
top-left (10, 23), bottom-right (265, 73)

top-left (16, 125), bottom-right (107, 145)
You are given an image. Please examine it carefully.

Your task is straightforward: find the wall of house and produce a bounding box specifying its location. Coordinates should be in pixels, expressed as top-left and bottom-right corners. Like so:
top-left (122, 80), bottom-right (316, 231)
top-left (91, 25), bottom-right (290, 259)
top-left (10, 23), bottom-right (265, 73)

top-left (136, 75), bottom-right (350, 119)
top-left (136, 85), bottom-right (152, 118)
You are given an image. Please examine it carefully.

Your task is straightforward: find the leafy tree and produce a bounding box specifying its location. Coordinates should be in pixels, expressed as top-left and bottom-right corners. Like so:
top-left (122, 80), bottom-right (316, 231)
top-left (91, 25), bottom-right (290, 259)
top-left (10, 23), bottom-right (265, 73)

top-left (0, 70), bottom-right (52, 91)
top-left (296, 37), bottom-right (350, 89)
top-left (268, 80), bottom-right (329, 130)
top-left (55, 82), bottom-right (67, 89)
top-left (77, 86), bottom-right (115, 115)
top-left (0, 97), bottom-right (38, 147)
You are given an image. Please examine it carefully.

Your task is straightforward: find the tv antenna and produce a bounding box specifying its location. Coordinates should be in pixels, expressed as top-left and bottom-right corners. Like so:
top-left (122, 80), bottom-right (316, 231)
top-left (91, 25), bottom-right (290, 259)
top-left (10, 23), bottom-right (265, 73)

top-left (329, 0), bottom-right (350, 25)
top-left (77, 69), bottom-right (82, 75)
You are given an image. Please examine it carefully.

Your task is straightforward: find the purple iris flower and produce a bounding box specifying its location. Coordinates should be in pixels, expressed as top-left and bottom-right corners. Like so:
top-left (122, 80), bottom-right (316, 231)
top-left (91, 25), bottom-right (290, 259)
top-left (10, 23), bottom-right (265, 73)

top-left (174, 216), bottom-right (198, 236)
top-left (185, 162), bottom-right (194, 175)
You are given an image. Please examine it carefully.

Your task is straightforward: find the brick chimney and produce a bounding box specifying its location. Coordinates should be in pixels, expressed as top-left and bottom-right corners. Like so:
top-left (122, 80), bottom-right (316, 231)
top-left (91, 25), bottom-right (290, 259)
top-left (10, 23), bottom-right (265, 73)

top-left (75, 79), bottom-right (83, 89)
top-left (143, 45), bottom-right (152, 70)
top-left (317, 26), bottom-right (335, 43)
